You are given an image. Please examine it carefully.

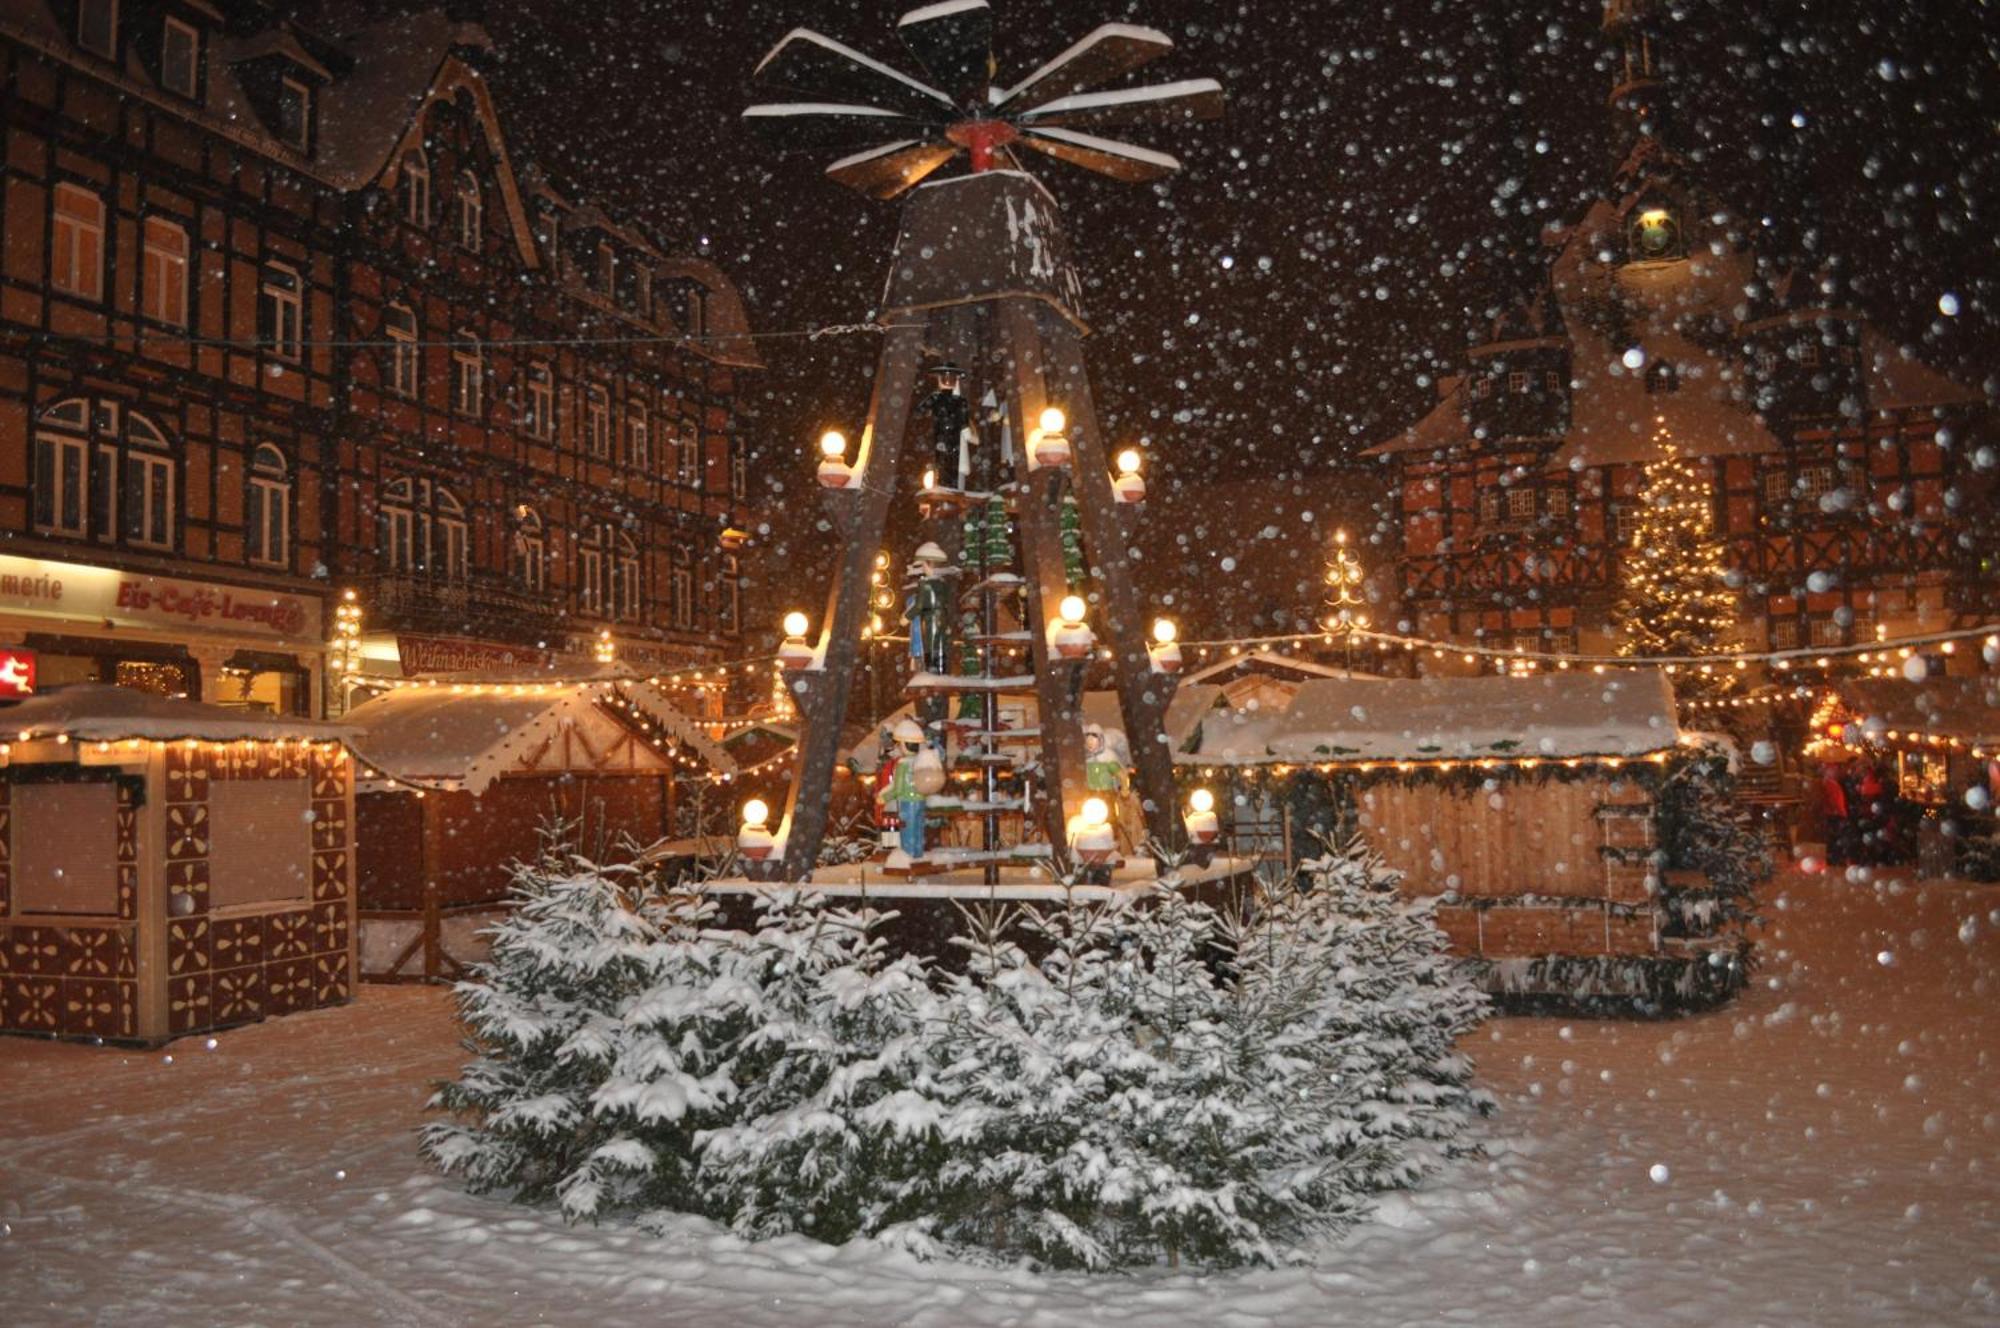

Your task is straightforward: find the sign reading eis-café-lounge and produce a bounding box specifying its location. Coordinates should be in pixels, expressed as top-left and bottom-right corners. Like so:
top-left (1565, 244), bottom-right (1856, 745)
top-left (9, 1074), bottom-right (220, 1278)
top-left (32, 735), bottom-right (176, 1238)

top-left (0, 554), bottom-right (322, 644)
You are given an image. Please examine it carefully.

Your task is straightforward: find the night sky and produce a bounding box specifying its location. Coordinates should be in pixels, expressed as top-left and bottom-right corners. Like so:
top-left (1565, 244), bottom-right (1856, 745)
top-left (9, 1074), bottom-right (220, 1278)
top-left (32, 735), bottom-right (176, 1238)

top-left (310, 0), bottom-right (1997, 636)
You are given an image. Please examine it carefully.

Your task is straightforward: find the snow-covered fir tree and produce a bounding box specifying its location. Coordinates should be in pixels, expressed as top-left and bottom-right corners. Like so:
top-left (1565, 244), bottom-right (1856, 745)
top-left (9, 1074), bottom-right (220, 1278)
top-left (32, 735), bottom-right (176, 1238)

top-left (421, 831), bottom-right (661, 1217)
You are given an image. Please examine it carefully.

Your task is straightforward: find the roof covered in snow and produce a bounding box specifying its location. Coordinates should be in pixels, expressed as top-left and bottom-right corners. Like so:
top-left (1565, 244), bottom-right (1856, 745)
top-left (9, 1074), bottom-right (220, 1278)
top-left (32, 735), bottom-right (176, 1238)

top-left (344, 682), bottom-right (732, 794)
top-left (1, 685), bottom-right (357, 745)
top-left (1183, 670), bottom-right (1682, 765)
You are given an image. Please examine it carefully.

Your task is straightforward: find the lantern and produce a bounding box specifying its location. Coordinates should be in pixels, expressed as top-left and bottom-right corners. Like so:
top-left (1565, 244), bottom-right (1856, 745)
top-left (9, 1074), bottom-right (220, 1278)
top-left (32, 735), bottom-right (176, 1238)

top-left (1032, 405), bottom-right (1071, 467)
top-left (738, 798), bottom-right (775, 860)
top-left (1185, 786), bottom-right (1219, 844)
top-left (1051, 594), bottom-right (1094, 659)
top-left (1148, 616), bottom-right (1181, 673)
top-left (816, 429), bottom-right (854, 488)
top-left (1113, 448), bottom-right (1145, 503)
top-left (778, 611), bottom-right (815, 670)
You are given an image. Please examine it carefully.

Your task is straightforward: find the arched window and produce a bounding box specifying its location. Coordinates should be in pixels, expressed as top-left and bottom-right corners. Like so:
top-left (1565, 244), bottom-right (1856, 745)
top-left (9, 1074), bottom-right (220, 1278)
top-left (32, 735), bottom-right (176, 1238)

top-left (33, 398), bottom-right (177, 550)
top-left (456, 171), bottom-right (481, 249)
top-left (614, 530), bottom-right (641, 622)
top-left (247, 444), bottom-right (290, 568)
top-left (511, 505), bottom-right (547, 593)
top-left (401, 149), bottom-right (430, 226)
top-left (378, 476), bottom-right (466, 580)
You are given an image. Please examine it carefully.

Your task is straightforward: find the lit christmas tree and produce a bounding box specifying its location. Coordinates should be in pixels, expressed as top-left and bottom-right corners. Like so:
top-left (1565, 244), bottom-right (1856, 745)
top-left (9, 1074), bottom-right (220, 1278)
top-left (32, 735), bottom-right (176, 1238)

top-left (1614, 418), bottom-right (1741, 698)
top-left (1322, 529), bottom-right (1371, 670)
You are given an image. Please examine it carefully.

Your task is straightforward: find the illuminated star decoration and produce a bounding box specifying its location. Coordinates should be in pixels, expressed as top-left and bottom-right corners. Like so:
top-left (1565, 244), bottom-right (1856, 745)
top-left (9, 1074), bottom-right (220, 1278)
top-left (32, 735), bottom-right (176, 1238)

top-left (742, 0), bottom-right (1224, 199)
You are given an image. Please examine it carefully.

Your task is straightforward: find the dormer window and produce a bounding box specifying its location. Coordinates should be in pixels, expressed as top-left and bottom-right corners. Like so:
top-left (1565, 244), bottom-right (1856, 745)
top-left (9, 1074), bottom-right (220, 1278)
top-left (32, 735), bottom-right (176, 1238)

top-left (1645, 361), bottom-right (1679, 394)
top-left (161, 18), bottom-right (200, 99)
top-left (401, 150), bottom-right (431, 226)
top-left (597, 244), bottom-right (616, 295)
top-left (277, 76), bottom-right (312, 152)
top-left (1507, 370), bottom-right (1529, 394)
top-left (78, 0), bottom-right (118, 58)
top-left (455, 172), bottom-right (482, 249)
top-left (1629, 205), bottom-right (1679, 260)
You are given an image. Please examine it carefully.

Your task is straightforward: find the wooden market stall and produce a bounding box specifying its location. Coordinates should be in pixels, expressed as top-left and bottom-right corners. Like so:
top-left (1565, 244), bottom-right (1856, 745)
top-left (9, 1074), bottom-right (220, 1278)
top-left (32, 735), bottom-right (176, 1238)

top-left (1827, 675), bottom-right (2000, 876)
top-left (345, 679), bottom-right (734, 982)
top-left (1179, 670), bottom-right (1748, 1006)
top-left (0, 685), bottom-right (359, 1044)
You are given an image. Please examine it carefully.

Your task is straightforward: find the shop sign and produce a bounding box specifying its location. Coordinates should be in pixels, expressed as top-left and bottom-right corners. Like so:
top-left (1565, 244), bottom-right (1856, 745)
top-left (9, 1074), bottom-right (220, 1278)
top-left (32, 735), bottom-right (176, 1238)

top-left (0, 555), bottom-right (321, 643)
top-left (397, 635), bottom-right (552, 677)
top-left (0, 648), bottom-right (36, 697)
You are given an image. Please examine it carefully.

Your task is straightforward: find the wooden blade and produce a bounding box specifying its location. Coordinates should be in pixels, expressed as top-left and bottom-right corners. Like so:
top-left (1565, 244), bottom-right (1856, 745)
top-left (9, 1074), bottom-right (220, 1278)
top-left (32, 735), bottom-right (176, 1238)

top-left (897, 0), bottom-right (994, 108)
top-left (825, 139), bottom-right (961, 199)
top-left (994, 22), bottom-right (1174, 112)
top-left (1015, 79), bottom-right (1225, 131)
top-left (753, 26), bottom-right (955, 120)
top-left (743, 102), bottom-right (935, 150)
top-left (1018, 127), bottom-right (1180, 183)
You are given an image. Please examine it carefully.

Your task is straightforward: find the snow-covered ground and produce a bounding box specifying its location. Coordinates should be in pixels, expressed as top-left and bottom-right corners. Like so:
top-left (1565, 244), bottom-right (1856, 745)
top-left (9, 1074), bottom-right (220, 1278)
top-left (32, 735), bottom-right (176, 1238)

top-left (4, 867), bottom-right (1995, 1326)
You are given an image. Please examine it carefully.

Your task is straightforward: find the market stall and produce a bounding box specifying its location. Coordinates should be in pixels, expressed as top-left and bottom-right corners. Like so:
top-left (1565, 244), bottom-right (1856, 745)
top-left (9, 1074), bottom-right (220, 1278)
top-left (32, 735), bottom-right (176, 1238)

top-left (0, 685), bottom-right (358, 1044)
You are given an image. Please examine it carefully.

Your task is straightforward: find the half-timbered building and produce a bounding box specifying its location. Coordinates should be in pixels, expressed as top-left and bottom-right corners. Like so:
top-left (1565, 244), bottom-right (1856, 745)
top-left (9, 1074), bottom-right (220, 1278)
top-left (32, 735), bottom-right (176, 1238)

top-left (0, 0), bottom-right (759, 716)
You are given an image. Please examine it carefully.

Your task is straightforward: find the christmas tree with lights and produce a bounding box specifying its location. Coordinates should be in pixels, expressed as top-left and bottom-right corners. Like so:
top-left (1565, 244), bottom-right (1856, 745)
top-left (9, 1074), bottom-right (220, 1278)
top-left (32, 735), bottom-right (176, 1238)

top-left (1614, 419), bottom-right (1741, 698)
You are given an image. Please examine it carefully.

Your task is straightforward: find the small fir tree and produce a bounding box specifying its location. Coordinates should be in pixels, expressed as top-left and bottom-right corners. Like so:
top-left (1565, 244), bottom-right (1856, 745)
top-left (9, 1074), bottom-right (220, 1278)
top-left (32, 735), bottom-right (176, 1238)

top-left (421, 831), bottom-right (661, 1217)
top-left (1614, 424), bottom-right (1742, 698)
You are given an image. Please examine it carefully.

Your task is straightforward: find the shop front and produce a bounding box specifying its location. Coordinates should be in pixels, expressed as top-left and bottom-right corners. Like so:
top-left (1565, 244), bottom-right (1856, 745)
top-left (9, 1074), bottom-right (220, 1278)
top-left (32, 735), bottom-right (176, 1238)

top-left (0, 554), bottom-right (325, 715)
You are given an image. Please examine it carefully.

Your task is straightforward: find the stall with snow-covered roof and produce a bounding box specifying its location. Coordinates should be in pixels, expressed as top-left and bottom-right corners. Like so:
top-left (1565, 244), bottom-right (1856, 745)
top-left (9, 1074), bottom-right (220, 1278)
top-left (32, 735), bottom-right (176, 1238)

top-left (1179, 670), bottom-right (1752, 1007)
top-left (1820, 675), bottom-right (2000, 876)
top-left (0, 686), bottom-right (358, 1044)
top-left (344, 678), bottom-right (734, 981)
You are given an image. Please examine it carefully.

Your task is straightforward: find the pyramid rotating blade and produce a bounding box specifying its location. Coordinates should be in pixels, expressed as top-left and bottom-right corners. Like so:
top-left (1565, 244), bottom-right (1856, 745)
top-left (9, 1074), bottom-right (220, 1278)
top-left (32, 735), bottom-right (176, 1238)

top-left (825, 139), bottom-right (962, 200)
top-left (753, 27), bottom-right (955, 120)
top-left (1018, 127), bottom-right (1180, 183)
top-left (1015, 79), bottom-right (1225, 131)
top-left (994, 22), bottom-right (1175, 112)
top-left (897, 0), bottom-right (995, 108)
top-left (743, 102), bottom-right (935, 150)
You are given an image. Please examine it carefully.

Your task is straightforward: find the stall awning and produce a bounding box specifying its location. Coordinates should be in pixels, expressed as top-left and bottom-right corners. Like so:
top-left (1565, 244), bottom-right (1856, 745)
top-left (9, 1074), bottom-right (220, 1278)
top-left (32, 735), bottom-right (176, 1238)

top-left (1837, 676), bottom-right (2000, 749)
top-left (1, 684), bottom-right (357, 745)
top-left (1186, 670), bottom-right (1682, 766)
top-left (343, 681), bottom-right (733, 794)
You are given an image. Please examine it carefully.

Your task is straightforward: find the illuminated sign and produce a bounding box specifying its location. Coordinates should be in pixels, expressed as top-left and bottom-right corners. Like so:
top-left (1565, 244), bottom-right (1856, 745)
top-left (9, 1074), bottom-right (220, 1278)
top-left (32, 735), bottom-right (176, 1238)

top-left (0, 649), bottom-right (36, 698)
top-left (0, 555), bottom-right (320, 644)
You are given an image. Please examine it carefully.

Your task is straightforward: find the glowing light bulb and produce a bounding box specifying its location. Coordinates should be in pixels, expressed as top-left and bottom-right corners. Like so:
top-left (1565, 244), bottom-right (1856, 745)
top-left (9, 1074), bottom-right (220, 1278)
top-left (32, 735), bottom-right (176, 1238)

top-left (782, 611), bottom-right (809, 638)
top-left (1116, 448), bottom-right (1142, 476)
top-left (1080, 797), bottom-right (1109, 827)
top-left (1058, 594), bottom-right (1087, 625)
top-left (741, 798), bottom-right (769, 828)
top-left (818, 430), bottom-right (847, 458)
top-left (1152, 617), bottom-right (1177, 645)
top-left (1038, 406), bottom-right (1066, 435)
top-left (1189, 787), bottom-right (1215, 814)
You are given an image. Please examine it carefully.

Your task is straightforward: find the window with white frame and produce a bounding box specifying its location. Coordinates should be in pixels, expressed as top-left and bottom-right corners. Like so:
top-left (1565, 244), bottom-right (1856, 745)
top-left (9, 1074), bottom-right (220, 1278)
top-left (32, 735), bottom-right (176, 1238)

top-left (718, 554), bottom-right (740, 633)
top-left (512, 506), bottom-right (547, 592)
top-left (456, 171), bottom-right (481, 249)
top-left (730, 442), bottom-right (746, 498)
top-left (247, 443), bottom-right (289, 568)
top-left (161, 17), bottom-right (199, 99)
top-left (1796, 341), bottom-right (1820, 368)
top-left (1762, 468), bottom-right (1788, 506)
top-left (1797, 464), bottom-right (1837, 501)
top-left (259, 263), bottom-right (303, 359)
top-left (33, 399), bottom-right (179, 550)
top-left (401, 149), bottom-right (430, 226)
top-left (677, 425), bottom-right (701, 487)
top-left (1547, 485), bottom-right (1571, 519)
top-left (614, 531), bottom-right (641, 621)
top-left (76, 0), bottom-right (117, 57)
top-left (585, 384), bottom-right (611, 457)
top-left (1506, 486), bottom-right (1536, 522)
top-left (1472, 377), bottom-right (1493, 400)
top-left (1808, 616), bottom-right (1846, 647)
top-left (379, 476), bottom-right (467, 579)
top-left (451, 332), bottom-right (482, 416)
top-left (141, 216), bottom-right (188, 327)
top-left (385, 303), bottom-right (418, 396)
top-left (524, 362), bottom-right (554, 438)
top-left (1478, 488), bottom-right (1501, 524)
top-left (577, 524), bottom-right (608, 616)
top-left (1507, 370), bottom-right (1528, 394)
top-left (625, 401), bottom-right (649, 468)
top-left (277, 76), bottom-right (312, 151)
top-left (124, 413), bottom-right (174, 549)
top-left (1769, 617), bottom-right (1800, 650)
top-left (52, 184), bottom-right (105, 301)
top-left (1543, 369), bottom-right (1562, 392)
top-left (672, 550), bottom-right (694, 629)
